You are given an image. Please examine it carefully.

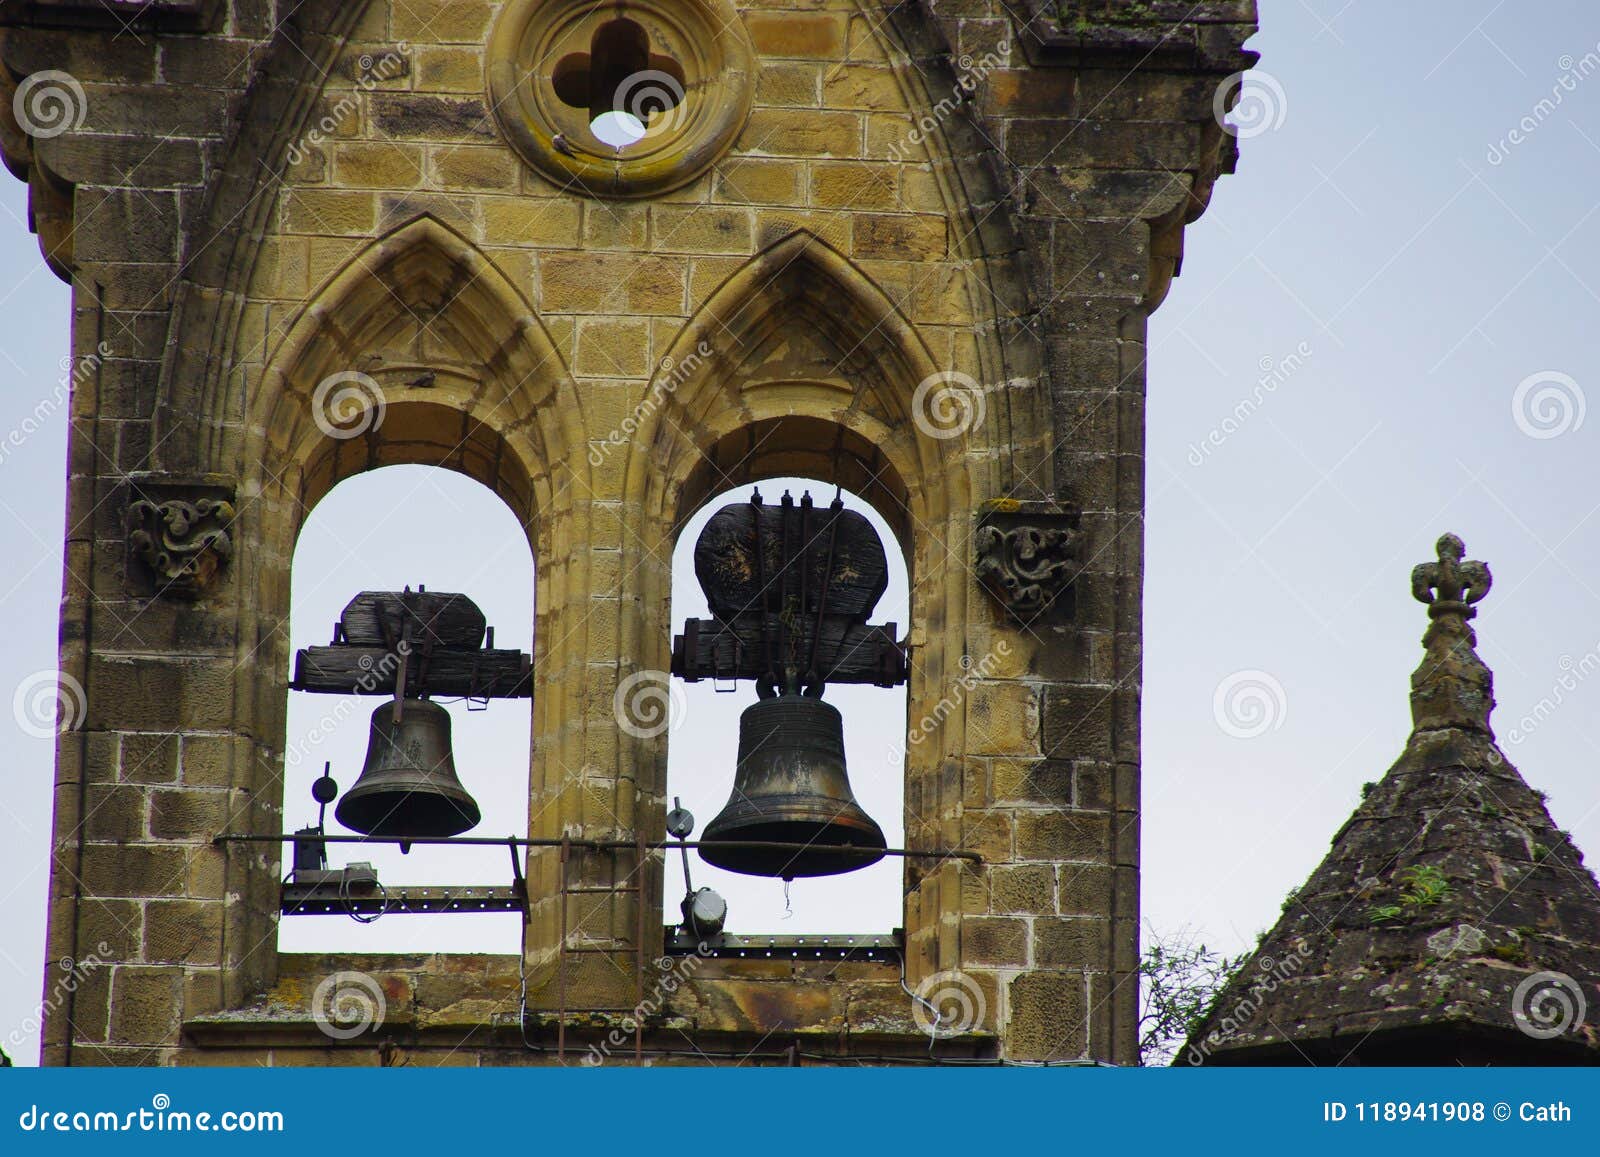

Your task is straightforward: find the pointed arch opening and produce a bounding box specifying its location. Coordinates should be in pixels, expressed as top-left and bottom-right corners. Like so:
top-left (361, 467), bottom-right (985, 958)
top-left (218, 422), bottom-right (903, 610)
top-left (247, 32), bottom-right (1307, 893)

top-left (236, 217), bottom-right (585, 966)
top-left (618, 231), bottom-right (978, 960)
top-left (277, 465), bottom-right (534, 954)
top-left (665, 474), bottom-right (911, 935)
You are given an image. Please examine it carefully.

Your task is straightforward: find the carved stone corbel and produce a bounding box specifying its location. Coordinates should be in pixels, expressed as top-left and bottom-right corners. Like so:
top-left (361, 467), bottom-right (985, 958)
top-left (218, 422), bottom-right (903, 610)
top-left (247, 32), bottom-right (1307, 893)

top-left (124, 475), bottom-right (236, 600)
top-left (974, 499), bottom-right (1079, 624)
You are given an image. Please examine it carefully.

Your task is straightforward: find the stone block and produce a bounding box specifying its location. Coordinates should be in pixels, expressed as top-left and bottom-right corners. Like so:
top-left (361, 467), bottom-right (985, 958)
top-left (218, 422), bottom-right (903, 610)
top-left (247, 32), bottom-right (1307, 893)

top-left (1007, 971), bottom-right (1087, 1061)
top-left (1015, 810), bottom-right (1111, 862)
top-left (109, 966), bottom-right (183, 1045)
top-left (143, 899), bottom-right (222, 964)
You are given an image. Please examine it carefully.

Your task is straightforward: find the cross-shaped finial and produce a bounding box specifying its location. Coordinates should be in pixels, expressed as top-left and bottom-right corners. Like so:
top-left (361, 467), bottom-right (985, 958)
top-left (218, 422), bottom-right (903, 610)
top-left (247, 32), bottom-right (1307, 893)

top-left (1410, 533), bottom-right (1491, 619)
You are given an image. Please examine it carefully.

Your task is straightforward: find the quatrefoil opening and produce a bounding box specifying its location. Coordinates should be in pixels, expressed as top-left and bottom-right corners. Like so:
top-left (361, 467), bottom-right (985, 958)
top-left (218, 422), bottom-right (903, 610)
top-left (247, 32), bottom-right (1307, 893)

top-left (549, 18), bottom-right (687, 148)
top-left (487, 0), bottom-right (754, 198)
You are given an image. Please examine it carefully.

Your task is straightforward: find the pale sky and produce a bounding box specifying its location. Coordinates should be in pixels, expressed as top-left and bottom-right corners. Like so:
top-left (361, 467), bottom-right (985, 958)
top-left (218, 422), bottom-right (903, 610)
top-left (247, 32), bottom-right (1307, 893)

top-left (5, 1), bottom-right (1600, 1063)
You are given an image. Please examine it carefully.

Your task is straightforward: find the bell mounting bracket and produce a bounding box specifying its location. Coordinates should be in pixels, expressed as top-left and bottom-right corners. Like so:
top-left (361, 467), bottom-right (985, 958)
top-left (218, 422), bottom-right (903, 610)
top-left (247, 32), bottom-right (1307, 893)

top-left (671, 490), bottom-right (908, 692)
top-left (290, 587), bottom-right (532, 700)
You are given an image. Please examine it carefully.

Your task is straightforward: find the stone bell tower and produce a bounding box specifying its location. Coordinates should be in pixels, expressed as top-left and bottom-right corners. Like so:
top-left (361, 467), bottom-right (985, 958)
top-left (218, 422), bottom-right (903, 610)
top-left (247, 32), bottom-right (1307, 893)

top-left (1, 0), bottom-right (1258, 1064)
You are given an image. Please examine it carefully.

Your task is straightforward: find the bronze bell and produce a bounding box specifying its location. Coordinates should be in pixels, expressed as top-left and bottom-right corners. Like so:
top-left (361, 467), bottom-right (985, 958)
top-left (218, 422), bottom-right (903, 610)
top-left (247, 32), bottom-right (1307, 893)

top-left (335, 698), bottom-right (481, 839)
top-left (700, 693), bottom-right (886, 879)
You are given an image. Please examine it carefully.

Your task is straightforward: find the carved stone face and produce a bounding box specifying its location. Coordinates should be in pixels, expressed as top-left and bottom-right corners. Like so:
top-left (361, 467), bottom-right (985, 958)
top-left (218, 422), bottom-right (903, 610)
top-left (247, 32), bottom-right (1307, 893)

top-left (486, 0), bottom-right (755, 198)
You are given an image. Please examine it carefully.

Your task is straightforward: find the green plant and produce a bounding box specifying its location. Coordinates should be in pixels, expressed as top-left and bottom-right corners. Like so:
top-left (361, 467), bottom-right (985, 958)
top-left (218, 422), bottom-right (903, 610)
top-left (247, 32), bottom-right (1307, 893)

top-left (1361, 781), bottom-right (1378, 799)
top-left (1397, 864), bottom-right (1451, 906)
top-left (1368, 865), bottom-right (1450, 923)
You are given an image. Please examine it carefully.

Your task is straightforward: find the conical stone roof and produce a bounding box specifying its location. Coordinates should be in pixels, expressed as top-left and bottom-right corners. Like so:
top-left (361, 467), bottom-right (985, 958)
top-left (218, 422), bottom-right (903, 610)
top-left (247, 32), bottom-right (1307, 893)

top-left (1181, 535), bottom-right (1600, 1065)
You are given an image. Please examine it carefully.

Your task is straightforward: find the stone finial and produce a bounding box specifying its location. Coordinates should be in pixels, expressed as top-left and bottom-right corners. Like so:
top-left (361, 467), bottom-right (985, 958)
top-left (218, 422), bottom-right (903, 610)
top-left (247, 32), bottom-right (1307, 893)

top-left (1409, 534), bottom-right (1494, 733)
top-left (1411, 532), bottom-right (1492, 619)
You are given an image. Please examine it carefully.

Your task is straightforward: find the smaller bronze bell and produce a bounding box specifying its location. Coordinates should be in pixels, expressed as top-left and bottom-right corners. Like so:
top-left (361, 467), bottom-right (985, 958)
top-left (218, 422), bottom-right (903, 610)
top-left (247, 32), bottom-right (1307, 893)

top-left (700, 692), bottom-right (886, 878)
top-left (335, 698), bottom-right (481, 839)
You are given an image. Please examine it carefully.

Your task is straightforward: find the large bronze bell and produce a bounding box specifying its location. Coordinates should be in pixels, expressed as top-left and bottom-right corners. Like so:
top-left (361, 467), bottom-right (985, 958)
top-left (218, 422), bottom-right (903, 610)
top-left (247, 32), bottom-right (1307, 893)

top-left (335, 698), bottom-right (481, 839)
top-left (700, 693), bottom-right (886, 879)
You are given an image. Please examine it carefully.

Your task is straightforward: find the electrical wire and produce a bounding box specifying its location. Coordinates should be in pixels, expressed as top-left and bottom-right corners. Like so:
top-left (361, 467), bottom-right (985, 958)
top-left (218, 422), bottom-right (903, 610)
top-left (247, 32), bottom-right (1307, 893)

top-left (339, 871), bottom-right (389, 924)
top-left (898, 950), bottom-right (945, 1054)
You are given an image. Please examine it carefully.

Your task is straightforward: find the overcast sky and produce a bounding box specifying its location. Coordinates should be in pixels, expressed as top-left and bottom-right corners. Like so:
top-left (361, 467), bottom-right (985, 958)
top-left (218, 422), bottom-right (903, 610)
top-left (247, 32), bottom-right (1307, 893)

top-left (4, 1), bottom-right (1600, 1064)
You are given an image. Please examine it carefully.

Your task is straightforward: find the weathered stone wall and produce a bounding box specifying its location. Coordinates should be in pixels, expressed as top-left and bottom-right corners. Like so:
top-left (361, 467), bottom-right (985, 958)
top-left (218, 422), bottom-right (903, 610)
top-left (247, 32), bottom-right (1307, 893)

top-left (0, 0), bottom-right (1256, 1065)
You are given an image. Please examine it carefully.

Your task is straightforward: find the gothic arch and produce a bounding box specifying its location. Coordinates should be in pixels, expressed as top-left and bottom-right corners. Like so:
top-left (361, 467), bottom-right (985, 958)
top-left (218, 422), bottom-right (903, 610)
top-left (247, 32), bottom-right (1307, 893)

top-left (614, 231), bottom-right (978, 944)
top-left (233, 217), bottom-right (591, 945)
top-left (626, 229), bottom-right (976, 535)
top-left (251, 213), bottom-right (582, 530)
